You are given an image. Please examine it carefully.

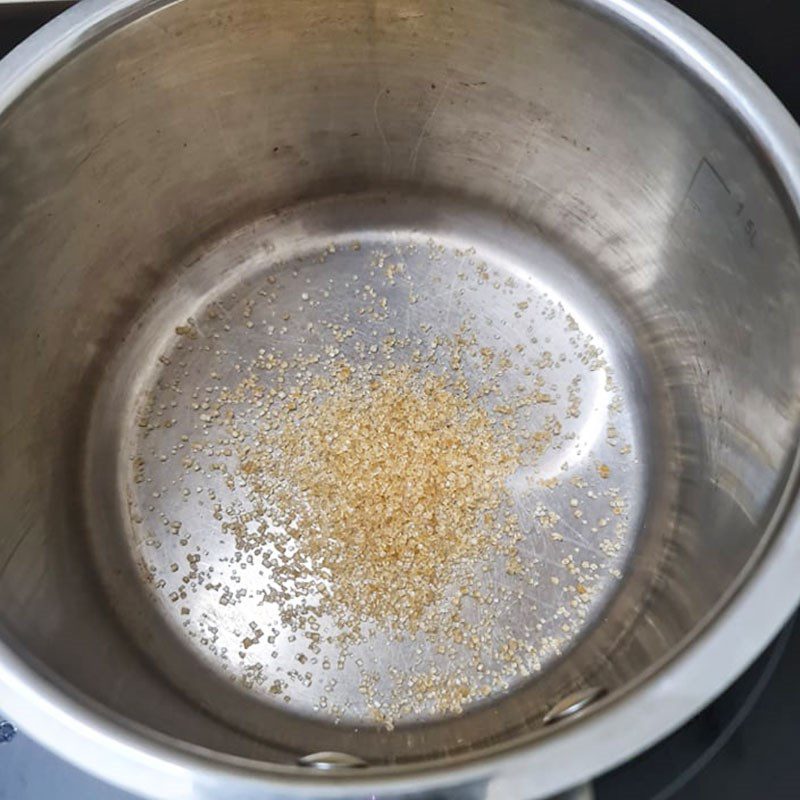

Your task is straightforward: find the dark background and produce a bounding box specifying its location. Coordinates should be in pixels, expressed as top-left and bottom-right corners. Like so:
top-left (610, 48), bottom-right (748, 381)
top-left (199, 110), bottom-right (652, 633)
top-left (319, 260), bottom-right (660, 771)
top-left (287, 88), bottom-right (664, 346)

top-left (1, 2), bottom-right (799, 799)
top-left (674, 0), bottom-right (799, 119)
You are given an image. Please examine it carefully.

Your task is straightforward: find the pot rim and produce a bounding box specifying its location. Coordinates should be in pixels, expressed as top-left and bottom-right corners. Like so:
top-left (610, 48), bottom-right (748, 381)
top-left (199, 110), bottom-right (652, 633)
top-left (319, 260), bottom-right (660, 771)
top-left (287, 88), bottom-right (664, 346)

top-left (1, 1), bottom-right (800, 797)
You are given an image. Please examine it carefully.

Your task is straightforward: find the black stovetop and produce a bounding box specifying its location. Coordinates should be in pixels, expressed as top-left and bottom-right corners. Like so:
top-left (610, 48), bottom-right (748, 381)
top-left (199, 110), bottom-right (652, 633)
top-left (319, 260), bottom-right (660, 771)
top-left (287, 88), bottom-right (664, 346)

top-left (1, 2), bottom-right (798, 799)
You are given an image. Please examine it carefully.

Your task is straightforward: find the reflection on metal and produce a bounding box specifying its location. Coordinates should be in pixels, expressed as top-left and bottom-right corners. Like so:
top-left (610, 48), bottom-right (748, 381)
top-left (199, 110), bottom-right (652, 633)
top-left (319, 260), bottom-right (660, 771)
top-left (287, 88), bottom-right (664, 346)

top-left (543, 688), bottom-right (607, 725)
top-left (297, 752), bottom-right (368, 770)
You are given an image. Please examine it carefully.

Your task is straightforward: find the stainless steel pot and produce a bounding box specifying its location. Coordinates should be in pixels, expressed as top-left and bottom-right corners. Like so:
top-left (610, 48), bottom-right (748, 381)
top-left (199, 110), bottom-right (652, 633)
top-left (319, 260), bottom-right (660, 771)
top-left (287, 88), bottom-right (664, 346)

top-left (1, 1), bottom-right (800, 798)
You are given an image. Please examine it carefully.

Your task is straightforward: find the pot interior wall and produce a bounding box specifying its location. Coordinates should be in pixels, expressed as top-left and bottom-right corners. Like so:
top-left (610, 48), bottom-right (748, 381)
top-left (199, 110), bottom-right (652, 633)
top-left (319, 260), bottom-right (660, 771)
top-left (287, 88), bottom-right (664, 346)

top-left (1, 0), bottom-right (799, 767)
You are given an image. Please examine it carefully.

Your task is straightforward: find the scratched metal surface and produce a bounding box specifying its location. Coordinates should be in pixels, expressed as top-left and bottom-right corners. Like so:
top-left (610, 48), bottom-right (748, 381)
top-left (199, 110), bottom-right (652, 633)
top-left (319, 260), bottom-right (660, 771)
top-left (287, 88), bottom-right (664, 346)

top-left (85, 194), bottom-right (651, 746)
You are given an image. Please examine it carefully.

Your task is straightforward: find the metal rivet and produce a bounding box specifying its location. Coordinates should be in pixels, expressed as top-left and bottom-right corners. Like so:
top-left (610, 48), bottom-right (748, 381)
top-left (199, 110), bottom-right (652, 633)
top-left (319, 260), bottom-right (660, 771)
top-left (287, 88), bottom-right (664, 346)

top-left (0, 721), bottom-right (17, 744)
top-left (543, 687), bottom-right (606, 725)
top-left (297, 751), bottom-right (368, 770)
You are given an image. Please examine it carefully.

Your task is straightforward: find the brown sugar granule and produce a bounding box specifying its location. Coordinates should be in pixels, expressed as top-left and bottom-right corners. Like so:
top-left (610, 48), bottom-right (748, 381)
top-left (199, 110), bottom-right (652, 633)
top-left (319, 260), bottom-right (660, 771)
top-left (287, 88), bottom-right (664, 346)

top-left (238, 365), bottom-right (521, 632)
top-left (596, 463), bottom-right (611, 479)
top-left (127, 237), bottom-right (638, 729)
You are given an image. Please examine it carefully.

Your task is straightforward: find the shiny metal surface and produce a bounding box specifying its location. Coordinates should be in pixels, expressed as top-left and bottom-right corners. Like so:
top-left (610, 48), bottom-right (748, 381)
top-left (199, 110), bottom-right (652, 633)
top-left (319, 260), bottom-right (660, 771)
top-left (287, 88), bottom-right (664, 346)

top-left (297, 752), bottom-right (369, 771)
top-left (1, 1), bottom-right (800, 799)
top-left (85, 194), bottom-right (652, 752)
top-left (0, 710), bottom-right (140, 800)
top-left (543, 688), bottom-right (608, 726)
